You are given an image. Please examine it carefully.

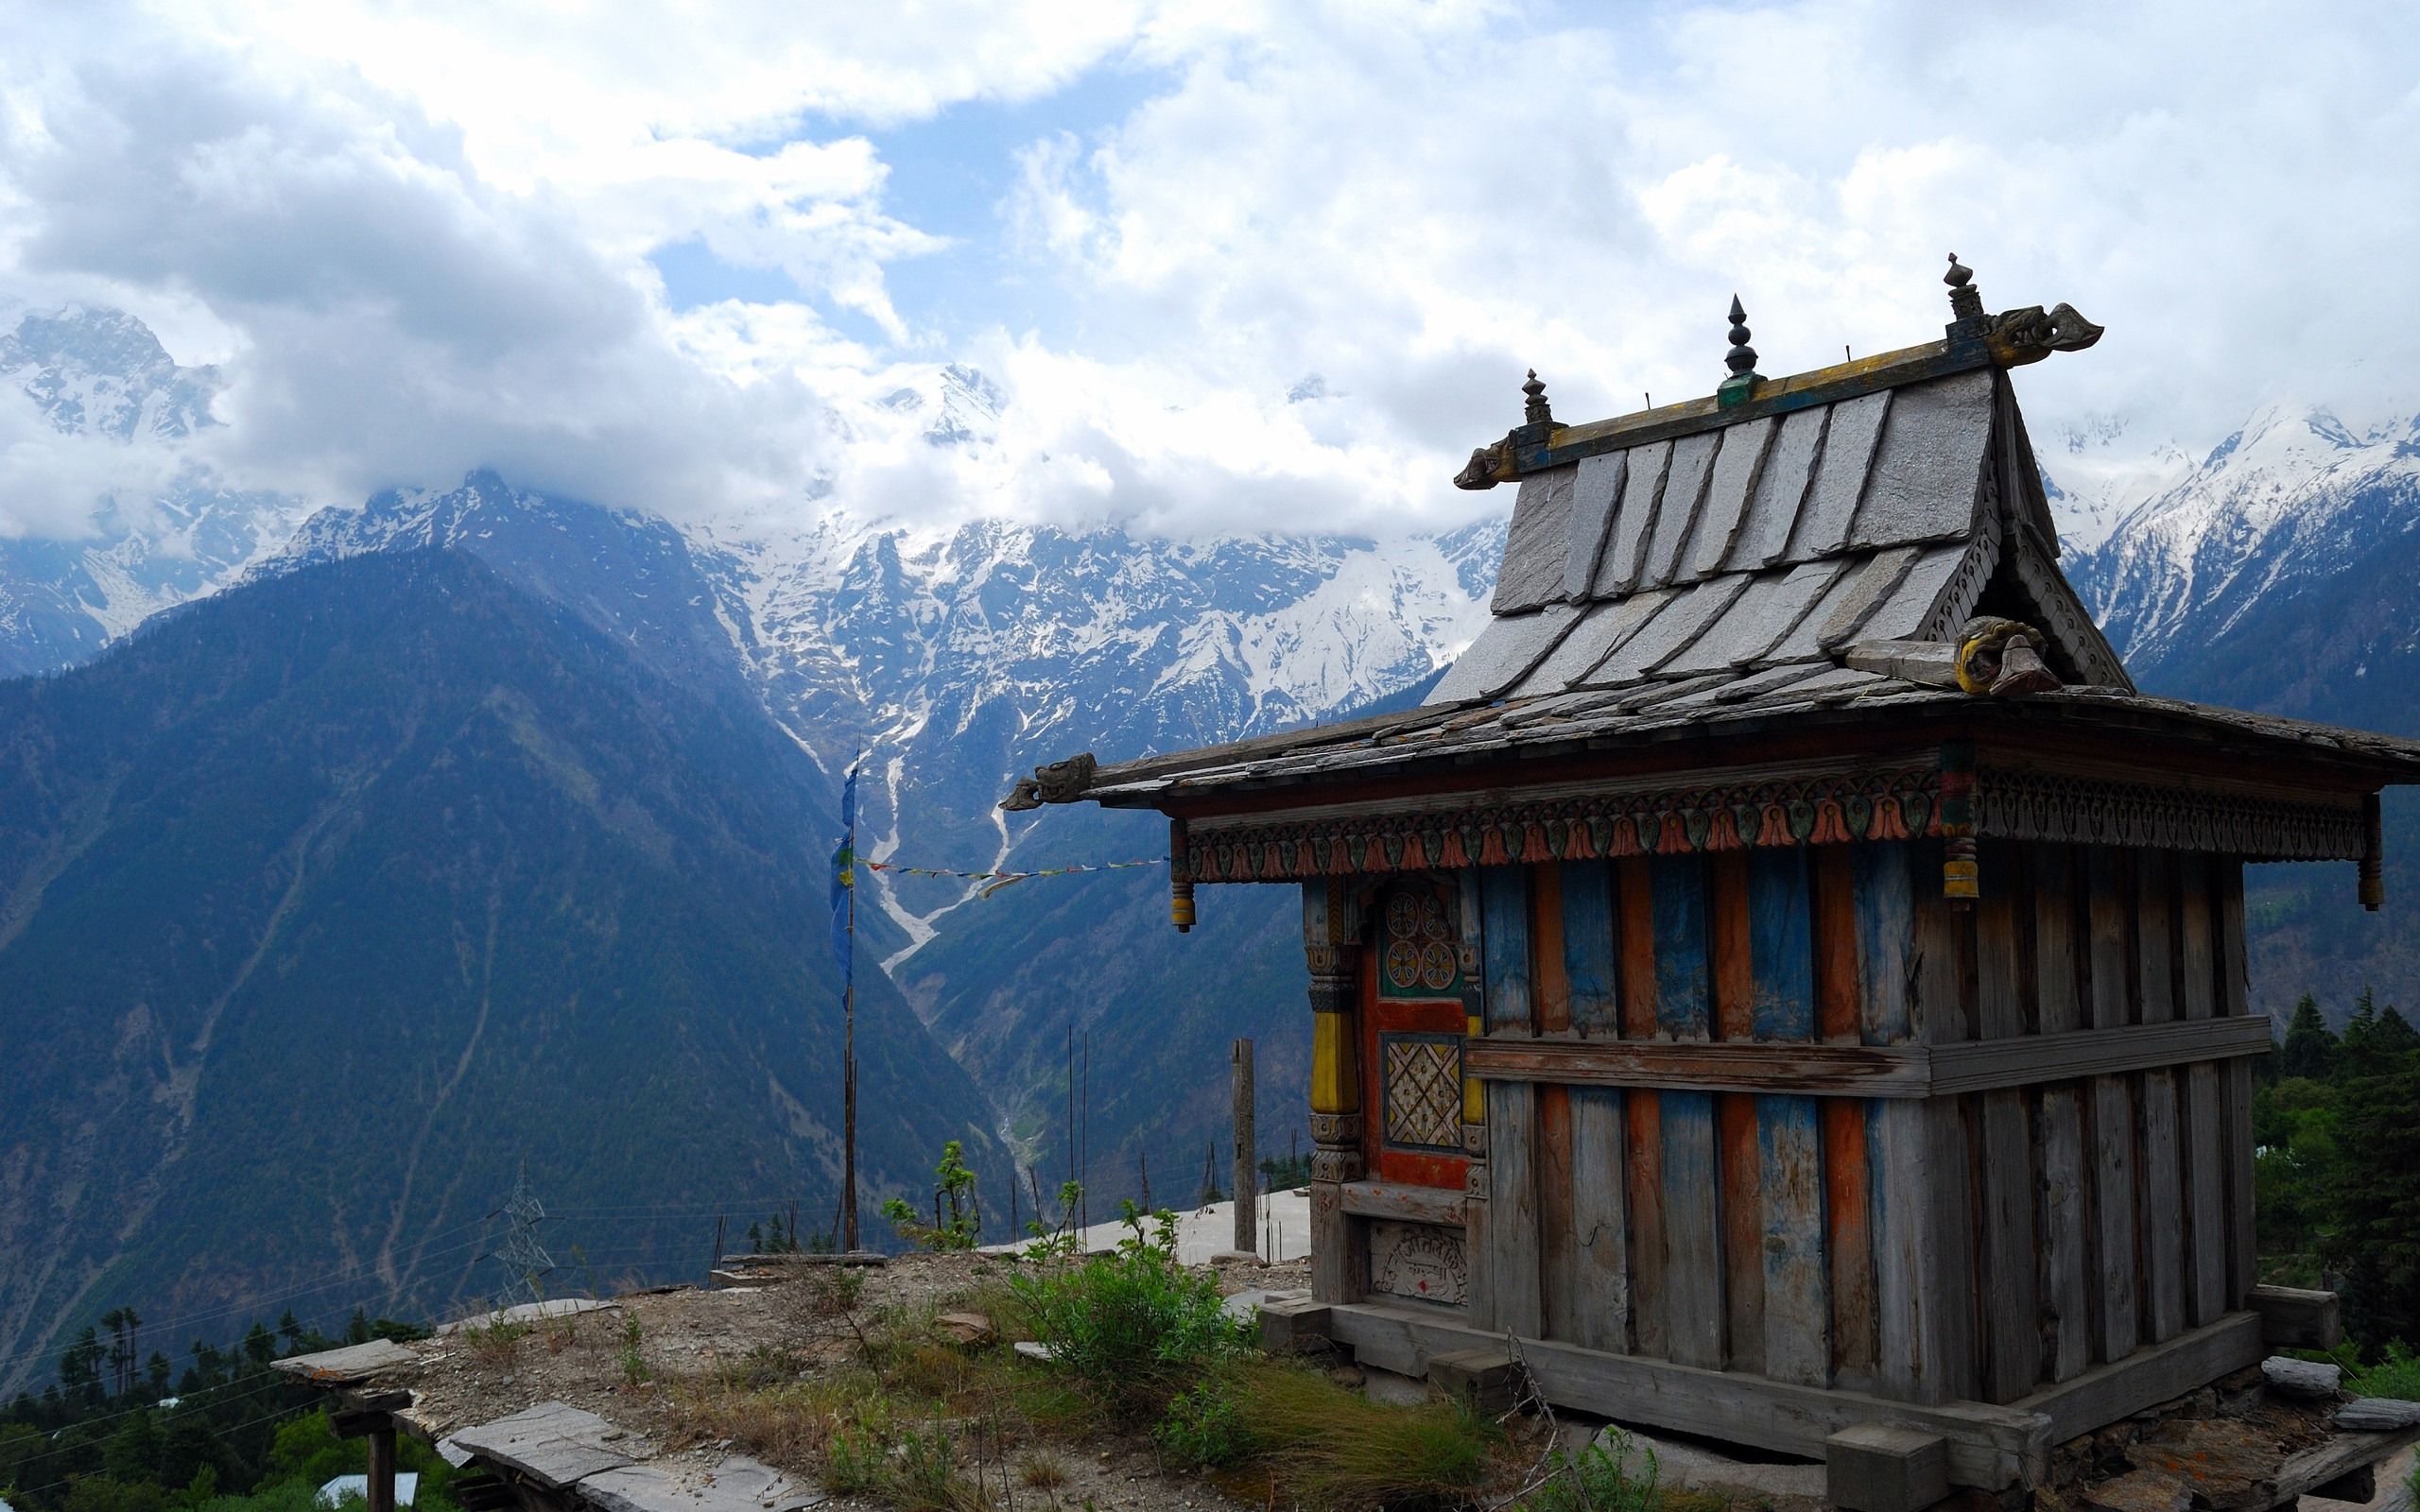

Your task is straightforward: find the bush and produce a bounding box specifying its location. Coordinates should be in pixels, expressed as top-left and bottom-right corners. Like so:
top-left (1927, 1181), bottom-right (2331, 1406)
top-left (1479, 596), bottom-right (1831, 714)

top-left (2348, 1340), bottom-right (2420, 1400)
top-left (1516, 1432), bottom-right (1661, 1512)
top-left (1220, 1358), bottom-right (1492, 1509)
top-left (1153, 1378), bottom-right (1248, 1469)
top-left (1008, 1205), bottom-right (1247, 1418)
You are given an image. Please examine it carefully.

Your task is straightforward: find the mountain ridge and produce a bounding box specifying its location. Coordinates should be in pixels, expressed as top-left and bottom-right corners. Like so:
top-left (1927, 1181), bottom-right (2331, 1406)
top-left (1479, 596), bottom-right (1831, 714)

top-left (0, 547), bottom-right (1001, 1395)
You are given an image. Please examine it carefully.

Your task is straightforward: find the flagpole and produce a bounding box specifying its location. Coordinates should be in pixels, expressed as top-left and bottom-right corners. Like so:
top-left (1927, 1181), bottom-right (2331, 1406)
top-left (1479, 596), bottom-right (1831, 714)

top-left (842, 767), bottom-right (859, 1254)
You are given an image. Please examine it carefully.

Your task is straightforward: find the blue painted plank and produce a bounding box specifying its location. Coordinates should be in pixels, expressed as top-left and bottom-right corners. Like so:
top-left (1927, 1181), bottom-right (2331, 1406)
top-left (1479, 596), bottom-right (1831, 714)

top-left (1561, 859), bottom-right (1620, 1037)
top-left (1648, 852), bottom-right (1720, 1366)
top-left (1748, 849), bottom-right (1815, 1040)
top-left (1480, 866), bottom-right (1532, 1036)
top-left (1650, 855), bottom-right (1709, 1040)
top-left (1853, 843), bottom-right (1914, 1044)
top-left (1747, 847), bottom-right (1827, 1383)
top-left (1659, 1090), bottom-right (1723, 1367)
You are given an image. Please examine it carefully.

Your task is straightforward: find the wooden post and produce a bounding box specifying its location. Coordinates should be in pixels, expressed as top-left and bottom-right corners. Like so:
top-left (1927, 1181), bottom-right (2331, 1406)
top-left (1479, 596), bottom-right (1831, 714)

top-left (1233, 1038), bottom-right (1258, 1254)
top-left (1305, 879), bottom-right (1367, 1303)
top-left (366, 1426), bottom-right (397, 1512)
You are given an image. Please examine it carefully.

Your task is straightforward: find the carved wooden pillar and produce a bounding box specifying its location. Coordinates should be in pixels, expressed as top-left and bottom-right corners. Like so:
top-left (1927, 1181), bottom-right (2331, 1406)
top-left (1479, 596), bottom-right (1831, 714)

top-left (1304, 878), bottom-right (1368, 1303)
top-left (1456, 867), bottom-right (1492, 1327)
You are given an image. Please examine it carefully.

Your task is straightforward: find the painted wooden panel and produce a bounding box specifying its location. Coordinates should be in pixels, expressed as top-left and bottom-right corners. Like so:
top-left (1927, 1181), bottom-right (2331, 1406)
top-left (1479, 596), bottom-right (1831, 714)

top-left (1651, 853), bottom-right (1722, 1369)
top-left (1538, 1081), bottom-right (1578, 1340)
top-left (2031, 844), bottom-right (2093, 1383)
top-left (1711, 854), bottom-right (1766, 1376)
top-left (1812, 845), bottom-right (1877, 1389)
top-left (2176, 854), bottom-right (2228, 1330)
top-left (1858, 844), bottom-right (1927, 1401)
top-left (1569, 1087), bottom-right (1631, 1353)
top-left (2135, 850), bottom-right (2187, 1344)
top-left (2083, 848), bottom-right (2140, 1362)
top-left (1616, 857), bottom-right (1665, 1358)
top-left (1533, 863), bottom-right (1572, 1034)
top-left (1562, 859), bottom-right (1621, 1038)
top-left (1487, 1078), bottom-right (1544, 1337)
top-left (1529, 862), bottom-right (1579, 1338)
top-left (1910, 845), bottom-right (1980, 1401)
top-left (1482, 867), bottom-right (1534, 1036)
top-left (1747, 849), bottom-right (1827, 1387)
top-left (1973, 850), bottom-right (2042, 1403)
top-left (2214, 859), bottom-right (2258, 1306)
top-left (1460, 867), bottom-right (1492, 1325)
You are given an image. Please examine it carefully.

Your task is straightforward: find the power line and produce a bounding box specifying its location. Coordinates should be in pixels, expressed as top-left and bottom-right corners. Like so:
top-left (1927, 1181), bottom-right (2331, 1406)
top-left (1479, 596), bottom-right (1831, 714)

top-left (488, 1177), bottom-right (555, 1310)
top-left (0, 1234), bottom-right (493, 1377)
top-left (2, 1396), bottom-right (326, 1503)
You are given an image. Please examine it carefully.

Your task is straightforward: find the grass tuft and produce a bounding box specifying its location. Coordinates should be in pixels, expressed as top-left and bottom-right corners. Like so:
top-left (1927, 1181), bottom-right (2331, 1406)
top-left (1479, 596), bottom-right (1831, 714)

top-left (1216, 1357), bottom-right (1493, 1509)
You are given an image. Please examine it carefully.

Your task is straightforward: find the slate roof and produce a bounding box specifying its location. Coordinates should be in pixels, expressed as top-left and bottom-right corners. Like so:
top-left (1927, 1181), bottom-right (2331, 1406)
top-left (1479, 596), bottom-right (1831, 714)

top-left (1072, 680), bottom-right (2420, 809)
top-left (1001, 279), bottom-right (2420, 814)
top-left (1426, 365), bottom-right (2122, 708)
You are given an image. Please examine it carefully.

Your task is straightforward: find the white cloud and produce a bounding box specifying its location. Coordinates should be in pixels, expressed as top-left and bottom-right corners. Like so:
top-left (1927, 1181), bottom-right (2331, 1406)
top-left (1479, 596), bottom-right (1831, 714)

top-left (2, 0), bottom-right (2415, 545)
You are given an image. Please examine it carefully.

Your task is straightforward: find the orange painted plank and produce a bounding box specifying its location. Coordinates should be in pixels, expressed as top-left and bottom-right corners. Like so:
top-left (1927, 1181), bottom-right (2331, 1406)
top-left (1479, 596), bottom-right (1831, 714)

top-left (1813, 846), bottom-right (1876, 1386)
top-left (1538, 1083), bottom-right (1577, 1339)
top-left (1533, 861), bottom-right (1571, 1034)
top-left (1616, 857), bottom-right (1657, 1039)
top-left (1616, 855), bottom-right (1664, 1355)
top-left (1710, 852), bottom-right (1764, 1374)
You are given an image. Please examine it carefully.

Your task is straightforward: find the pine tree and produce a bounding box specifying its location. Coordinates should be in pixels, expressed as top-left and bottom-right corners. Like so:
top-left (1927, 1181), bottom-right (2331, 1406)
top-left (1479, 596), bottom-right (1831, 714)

top-left (2277, 993), bottom-right (2339, 1081)
top-left (2324, 992), bottom-right (2420, 1347)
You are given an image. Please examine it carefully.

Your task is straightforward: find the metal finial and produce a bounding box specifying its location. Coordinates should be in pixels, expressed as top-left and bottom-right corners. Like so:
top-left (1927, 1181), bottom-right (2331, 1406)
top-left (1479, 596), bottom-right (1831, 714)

top-left (1724, 295), bottom-right (1757, 377)
top-left (1945, 253), bottom-right (1983, 321)
top-left (1522, 369), bottom-right (1552, 426)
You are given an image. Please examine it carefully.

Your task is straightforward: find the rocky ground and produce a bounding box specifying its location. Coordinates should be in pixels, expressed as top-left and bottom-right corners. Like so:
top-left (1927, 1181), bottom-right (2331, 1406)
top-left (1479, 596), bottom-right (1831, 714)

top-left (343, 1253), bottom-right (2417, 1512)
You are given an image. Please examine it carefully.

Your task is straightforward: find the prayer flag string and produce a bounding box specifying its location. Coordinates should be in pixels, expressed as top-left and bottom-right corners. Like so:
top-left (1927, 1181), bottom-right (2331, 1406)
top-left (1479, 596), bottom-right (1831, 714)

top-left (866, 856), bottom-right (1163, 899)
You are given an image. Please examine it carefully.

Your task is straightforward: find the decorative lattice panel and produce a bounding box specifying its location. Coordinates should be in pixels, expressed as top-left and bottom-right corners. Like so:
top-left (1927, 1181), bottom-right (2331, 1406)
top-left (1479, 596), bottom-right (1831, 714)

top-left (1382, 1034), bottom-right (1464, 1152)
top-left (1379, 886), bottom-right (1461, 998)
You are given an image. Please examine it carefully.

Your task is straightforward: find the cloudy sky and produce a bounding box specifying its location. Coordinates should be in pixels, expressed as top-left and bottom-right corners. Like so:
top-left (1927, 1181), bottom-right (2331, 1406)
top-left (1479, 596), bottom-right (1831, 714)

top-left (2, 0), bottom-right (2414, 541)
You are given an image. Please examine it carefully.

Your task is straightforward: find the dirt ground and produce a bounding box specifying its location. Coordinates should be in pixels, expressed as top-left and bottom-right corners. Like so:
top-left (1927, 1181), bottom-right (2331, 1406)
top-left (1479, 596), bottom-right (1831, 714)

top-left (393, 1250), bottom-right (1370, 1512)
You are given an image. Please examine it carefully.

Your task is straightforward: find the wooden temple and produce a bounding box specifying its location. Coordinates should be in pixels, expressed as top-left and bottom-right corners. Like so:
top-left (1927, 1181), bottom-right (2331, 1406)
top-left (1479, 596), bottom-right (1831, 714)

top-left (1001, 258), bottom-right (2420, 1495)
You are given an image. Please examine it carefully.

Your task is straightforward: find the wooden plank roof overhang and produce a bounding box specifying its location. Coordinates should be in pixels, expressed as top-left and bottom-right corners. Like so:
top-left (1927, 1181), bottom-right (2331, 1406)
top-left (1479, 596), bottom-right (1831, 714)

top-left (999, 259), bottom-right (2420, 903)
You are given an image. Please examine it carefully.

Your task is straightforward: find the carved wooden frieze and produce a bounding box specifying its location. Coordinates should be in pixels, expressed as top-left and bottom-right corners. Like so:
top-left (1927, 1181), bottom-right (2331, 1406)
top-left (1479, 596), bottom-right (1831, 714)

top-left (1367, 1219), bottom-right (1469, 1307)
top-left (1977, 768), bottom-right (2364, 861)
top-left (1189, 763), bottom-right (2370, 883)
top-left (1191, 768), bottom-right (1940, 883)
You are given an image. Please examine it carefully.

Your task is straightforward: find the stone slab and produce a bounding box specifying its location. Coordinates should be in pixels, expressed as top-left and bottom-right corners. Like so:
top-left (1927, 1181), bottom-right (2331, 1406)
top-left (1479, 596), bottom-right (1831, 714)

top-left (1495, 466), bottom-right (1578, 613)
top-left (449, 1401), bottom-right (645, 1490)
top-left (579, 1455), bottom-right (822, 1512)
top-left (1848, 369), bottom-right (1993, 550)
top-left (272, 1339), bottom-right (423, 1383)
top-left (1791, 387), bottom-right (1892, 558)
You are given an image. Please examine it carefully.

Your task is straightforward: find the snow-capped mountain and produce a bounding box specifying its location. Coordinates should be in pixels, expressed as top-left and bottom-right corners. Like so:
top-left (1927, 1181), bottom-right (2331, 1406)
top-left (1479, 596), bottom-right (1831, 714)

top-left (2068, 403), bottom-right (2420, 679)
top-left (229, 393), bottom-right (1500, 1174)
top-left (12, 300), bottom-right (2420, 1167)
top-left (0, 307), bottom-right (301, 676)
top-left (2041, 413), bottom-right (2194, 555)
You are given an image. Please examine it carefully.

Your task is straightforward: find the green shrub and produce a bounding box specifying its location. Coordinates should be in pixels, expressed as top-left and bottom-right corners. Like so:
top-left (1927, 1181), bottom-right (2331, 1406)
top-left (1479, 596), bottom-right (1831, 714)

top-left (1223, 1358), bottom-right (1492, 1509)
top-left (1008, 1205), bottom-right (1247, 1417)
top-left (2348, 1340), bottom-right (2420, 1400)
top-left (1516, 1432), bottom-right (1661, 1512)
top-left (1153, 1377), bottom-right (1248, 1469)
top-left (824, 1424), bottom-right (981, 1512)
top-left (880, 1143), bottom-right (982, 1251)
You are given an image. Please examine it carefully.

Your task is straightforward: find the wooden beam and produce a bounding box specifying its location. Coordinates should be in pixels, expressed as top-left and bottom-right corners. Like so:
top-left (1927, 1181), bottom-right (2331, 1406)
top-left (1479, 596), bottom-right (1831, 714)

top-left (1323, 1300), bottom-right (2050, 1490)
top-left (1923, 1016), bottom-right (2273, 1092)
top-left (2245, 1285), bottom-right (2341, 1350)
top-left (1339, 1181), bottom-right (1466, 1227)
top-left (2013, 1312), bottom-right (2263, 1443)
top-left (1462, 1015), bottom-right (2273, 1097)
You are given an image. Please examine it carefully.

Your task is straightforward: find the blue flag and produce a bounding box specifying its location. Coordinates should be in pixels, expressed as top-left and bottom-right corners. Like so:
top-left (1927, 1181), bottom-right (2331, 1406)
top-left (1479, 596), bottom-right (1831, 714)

top-left (828, 760), bottom-right (858, 990)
